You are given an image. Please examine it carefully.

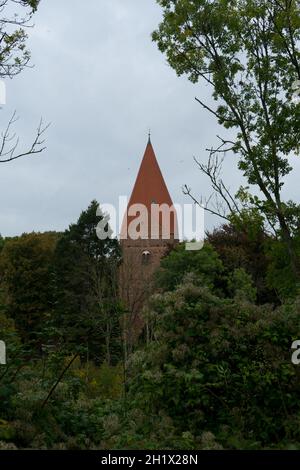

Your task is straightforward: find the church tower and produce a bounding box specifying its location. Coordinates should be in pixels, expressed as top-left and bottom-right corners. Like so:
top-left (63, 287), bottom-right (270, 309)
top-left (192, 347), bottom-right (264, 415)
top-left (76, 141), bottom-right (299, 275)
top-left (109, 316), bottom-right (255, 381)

top-left (119, 136), bottom-right (179, 321)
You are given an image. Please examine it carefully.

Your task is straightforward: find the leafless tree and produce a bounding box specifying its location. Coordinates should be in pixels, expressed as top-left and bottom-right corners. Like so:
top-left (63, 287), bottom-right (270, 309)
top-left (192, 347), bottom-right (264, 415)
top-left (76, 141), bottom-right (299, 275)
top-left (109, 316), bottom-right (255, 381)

top-left (0, 1), bottom-right (48, 164)
top-left (0, 111), bottom-right (49, 163)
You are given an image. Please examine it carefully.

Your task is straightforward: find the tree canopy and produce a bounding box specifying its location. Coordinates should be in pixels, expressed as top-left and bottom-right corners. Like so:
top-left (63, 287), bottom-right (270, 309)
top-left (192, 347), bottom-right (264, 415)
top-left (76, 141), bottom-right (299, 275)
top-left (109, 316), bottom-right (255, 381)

top-left (153, 0), bottom-right (300, 276)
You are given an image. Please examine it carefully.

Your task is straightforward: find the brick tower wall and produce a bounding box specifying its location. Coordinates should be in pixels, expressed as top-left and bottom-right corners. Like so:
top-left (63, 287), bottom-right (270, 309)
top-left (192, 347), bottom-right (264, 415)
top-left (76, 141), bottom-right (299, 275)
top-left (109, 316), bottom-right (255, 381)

top-left (118, 138), bottom-right (179, 342)
top-left (119, 237), bottom-right (178, 316)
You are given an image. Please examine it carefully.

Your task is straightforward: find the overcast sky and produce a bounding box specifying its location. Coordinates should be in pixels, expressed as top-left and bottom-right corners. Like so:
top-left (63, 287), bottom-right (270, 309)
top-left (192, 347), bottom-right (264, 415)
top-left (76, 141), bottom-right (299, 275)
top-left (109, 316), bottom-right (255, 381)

top-left (0, 0), bottom-right (299, 238)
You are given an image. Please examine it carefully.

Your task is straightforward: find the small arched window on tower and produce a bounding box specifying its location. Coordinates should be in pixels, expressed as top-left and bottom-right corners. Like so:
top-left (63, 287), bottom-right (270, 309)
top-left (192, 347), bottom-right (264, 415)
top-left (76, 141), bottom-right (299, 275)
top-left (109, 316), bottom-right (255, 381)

top-left (142, 250), bottom-right (151, 265)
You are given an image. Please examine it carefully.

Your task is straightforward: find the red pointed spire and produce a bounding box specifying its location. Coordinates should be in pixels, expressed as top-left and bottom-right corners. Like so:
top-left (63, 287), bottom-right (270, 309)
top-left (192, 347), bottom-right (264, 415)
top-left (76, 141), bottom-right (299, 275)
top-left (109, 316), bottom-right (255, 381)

top-left (121, 139), bottom-right (177, 240)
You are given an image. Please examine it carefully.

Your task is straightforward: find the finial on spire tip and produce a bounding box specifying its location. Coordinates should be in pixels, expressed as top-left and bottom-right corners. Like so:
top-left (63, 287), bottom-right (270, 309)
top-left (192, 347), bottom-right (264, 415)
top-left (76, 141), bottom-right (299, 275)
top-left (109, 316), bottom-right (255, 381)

top-left (148, 129), bottom-right (151, 144)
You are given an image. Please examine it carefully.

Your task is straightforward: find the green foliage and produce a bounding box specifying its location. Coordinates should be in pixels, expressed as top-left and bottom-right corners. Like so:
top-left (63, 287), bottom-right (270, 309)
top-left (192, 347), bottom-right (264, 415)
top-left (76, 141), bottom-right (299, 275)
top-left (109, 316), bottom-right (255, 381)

top-left (155, 242), bottom-right (223, 293)
top-left (72, 361), bottom-right (123, 400)
top-left (52, 200), bottom-right (122, 364)
top-left (153, 0), bottom-right (300, 183)
top-left (207, 222), bottom-right (276, 304)
top-left (228, 268), bottom-right (257, 303)
top-left (265, 235), bottom-right (300, 300)
top-left (128, 277), bottom-right (300, 447)
top-left (0, 420), bottom-right (16, 441)
top-left (1, 202), bottom-right (300, 449)
top-left (0, 232), bottom-right (59, 344)
top-left (228, 197), bottom-right (265, 242)
top-left (153, 0), bottom-right (300, 274)
top-left (0, 0), bottom-right (41, 79)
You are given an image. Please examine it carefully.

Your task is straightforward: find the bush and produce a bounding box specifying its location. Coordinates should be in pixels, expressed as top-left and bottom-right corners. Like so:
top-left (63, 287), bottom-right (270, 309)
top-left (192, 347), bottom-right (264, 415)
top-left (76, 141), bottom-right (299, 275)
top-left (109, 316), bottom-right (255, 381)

top-left (127, 276), bottom-right (300, 448)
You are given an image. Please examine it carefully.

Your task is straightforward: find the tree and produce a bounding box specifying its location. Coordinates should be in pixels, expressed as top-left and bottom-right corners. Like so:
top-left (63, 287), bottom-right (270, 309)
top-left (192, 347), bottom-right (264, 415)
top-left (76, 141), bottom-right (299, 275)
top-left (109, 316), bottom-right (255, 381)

top-left (128, 276), bottom-right (300, 447)
top-left (0, 232), bottom-right (59, 345)
top-left (207, 222), bottom-right (277, 304)
top-left (52, 201), bottom-right (122, 365)
top-left (265, 233), bottom-right (300, 300)
top-left (0, 0), bottom-right (40, 79)
top-left (153, 0), bottom-right (300, 277)
top-left (155, 242), bottom-right (223, 293)
top-left (0, 0), bottom-right (48, 163)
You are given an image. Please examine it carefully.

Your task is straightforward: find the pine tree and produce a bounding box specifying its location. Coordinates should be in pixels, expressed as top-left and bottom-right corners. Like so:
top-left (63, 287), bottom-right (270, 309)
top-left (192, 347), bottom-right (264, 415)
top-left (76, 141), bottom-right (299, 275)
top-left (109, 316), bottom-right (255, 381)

top-left (52, 200), bottom-right (122, 365)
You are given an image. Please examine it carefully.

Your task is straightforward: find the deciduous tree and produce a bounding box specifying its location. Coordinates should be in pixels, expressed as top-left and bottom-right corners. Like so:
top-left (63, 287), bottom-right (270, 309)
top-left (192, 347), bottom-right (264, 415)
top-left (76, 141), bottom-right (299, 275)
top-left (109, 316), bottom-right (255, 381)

top-left (153, 0), bottom-right (300, 276)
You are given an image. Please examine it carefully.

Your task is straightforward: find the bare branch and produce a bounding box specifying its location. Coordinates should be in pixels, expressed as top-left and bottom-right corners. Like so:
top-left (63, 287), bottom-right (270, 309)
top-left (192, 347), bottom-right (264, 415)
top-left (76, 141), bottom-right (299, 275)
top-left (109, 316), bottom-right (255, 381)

top-left (193, 150), bottom-right (241, 216)
top-left (183, 183), bottom-right (230, 221)
top-left (0, 112), bottom-right (50, 163)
